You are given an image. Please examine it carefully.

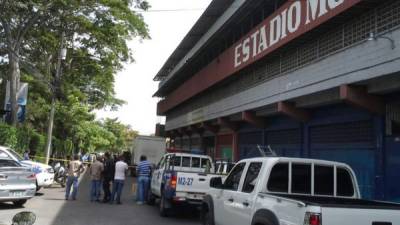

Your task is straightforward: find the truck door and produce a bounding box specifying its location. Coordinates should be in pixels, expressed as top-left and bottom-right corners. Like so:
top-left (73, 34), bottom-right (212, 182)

top-left (151, 156), bottom-right (166, 196)
top-left (214, 162), bottom-right (246, 225)
top-left (234, 162), bottom-right (263, 225)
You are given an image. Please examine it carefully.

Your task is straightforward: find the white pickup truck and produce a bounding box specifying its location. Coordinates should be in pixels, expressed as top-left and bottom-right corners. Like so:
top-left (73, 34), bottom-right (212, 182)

top-left (150, 153), bottom-right (220, 216)
top-left (202, 157), bottom-right (400, 225)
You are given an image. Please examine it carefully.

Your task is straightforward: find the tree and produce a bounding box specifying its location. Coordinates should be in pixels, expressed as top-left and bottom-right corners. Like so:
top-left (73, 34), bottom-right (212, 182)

top-left (0, 0), bottom-right (150, 126)
top-left (101, 118), bottom-right (138, 152)
top-left (0, 1), bottom-right (54, 126)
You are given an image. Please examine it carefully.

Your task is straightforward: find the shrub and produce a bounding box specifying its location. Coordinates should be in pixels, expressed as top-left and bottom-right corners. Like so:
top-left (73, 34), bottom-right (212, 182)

top-left (0, 122), bottom-right (18, 149)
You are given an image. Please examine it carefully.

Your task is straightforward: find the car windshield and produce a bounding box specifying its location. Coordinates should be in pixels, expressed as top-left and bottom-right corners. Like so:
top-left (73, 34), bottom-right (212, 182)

top-left (0, 159), bottom-right (21, 167)
top-left (8, 149), bottom-right (24, 161)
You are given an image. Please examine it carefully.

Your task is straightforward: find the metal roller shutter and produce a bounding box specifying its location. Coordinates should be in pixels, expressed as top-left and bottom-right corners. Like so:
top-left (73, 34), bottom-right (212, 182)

top-left (310, 120), bottom-right (376, 199)
top-left (239, 132), bottom-right (263, 159)
top-left (265, 129), bottom-right (302, 157)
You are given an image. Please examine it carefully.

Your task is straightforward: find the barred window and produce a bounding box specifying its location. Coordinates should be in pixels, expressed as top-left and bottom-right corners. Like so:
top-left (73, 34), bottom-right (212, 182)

top-left (166, 1), bottom-right (400, 121)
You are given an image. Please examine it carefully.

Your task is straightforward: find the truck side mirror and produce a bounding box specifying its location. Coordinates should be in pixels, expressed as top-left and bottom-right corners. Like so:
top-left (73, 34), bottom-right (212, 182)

top-left (210, 177), bottom-right (223, 189)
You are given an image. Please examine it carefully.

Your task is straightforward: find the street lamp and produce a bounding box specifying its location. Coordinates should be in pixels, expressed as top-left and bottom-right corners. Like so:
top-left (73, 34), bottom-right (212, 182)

top-left (44, 31), bottom-right (66, 165)
top-left (368, 32), bottom-right (396, 49)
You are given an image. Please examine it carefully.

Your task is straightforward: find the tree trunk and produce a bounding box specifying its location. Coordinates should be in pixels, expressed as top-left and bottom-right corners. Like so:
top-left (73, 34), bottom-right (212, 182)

top-left (8, 51), bottom-right (20, 126)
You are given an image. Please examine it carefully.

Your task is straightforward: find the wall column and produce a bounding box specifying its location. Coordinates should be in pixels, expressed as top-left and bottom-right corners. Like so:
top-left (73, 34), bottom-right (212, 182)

top-left (233, 132), bottom-right (239, 162)
top-left (374, 115), bottom-right (386, 200)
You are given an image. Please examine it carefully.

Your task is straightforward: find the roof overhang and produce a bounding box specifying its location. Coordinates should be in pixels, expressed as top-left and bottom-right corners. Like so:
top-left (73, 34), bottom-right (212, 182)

top-left (153, 0), bottom-right (235, 83)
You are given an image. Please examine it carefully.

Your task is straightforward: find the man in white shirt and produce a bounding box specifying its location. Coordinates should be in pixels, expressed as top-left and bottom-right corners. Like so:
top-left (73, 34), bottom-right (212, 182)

top-left (110, 156), bottom-right (128, 204)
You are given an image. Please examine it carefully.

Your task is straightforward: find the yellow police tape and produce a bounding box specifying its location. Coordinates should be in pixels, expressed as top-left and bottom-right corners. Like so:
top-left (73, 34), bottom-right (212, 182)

top-left (33, 156), bottom-right (137, 168)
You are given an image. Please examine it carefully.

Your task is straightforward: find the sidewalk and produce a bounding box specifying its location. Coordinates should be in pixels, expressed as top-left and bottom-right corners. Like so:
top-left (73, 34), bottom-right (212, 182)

top-left (0, 173), bottom-right (199, 225)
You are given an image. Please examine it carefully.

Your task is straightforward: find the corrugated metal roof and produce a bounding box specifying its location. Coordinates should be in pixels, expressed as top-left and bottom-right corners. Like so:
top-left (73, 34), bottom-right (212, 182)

top-left (153, 0), bottom-right (234, 82)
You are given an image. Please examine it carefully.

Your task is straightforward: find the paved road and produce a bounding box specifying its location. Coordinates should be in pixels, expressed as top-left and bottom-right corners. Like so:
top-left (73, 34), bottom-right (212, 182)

top-left (0, 173), bottom-right (200, 225)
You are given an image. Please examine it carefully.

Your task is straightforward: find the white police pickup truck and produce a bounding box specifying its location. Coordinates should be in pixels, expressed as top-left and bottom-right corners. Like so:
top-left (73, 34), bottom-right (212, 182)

top-left (150, 153), bottom-right (221, 216)
top-left (202, 157), bottom-right (400, 225)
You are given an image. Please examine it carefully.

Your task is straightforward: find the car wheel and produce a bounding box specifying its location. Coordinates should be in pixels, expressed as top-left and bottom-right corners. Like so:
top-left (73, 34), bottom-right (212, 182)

top-left (159, 194), bottom-right (170, 217)
top-left (36, 181), bottom-right (41, 191)
top-left (13, 200), bottom-right (27, 207)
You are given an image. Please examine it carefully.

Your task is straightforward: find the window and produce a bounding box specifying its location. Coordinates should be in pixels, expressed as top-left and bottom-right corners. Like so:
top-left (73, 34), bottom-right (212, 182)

top-left (201, 158), bottom-right (211, 169)
top-left (157, 157), bottom-right (165, 169)
top-left (182, 157), bottom-right (191, 167)
top-left (192, 157), bottom-right (200, 168)
top-left (0, 151), bottom-right (10, 159)
top-left (315, 165), bottom-right (334, 196)
top-left (171, 156), bottom-right (181, 167)
top-left (242, 162), bottom-right (262, 193)
top-left (268, 163), bottom-right (289, 193)
top-left (223, 163), bottom-right (245, 191)
top-left (292, 164), bottom-right (311, 194)
top-left (0, 159), bottom-right (21, 167)
top-left (8, 149), bottom-right (23, 161)
top-left (337, 167), bottom-right (355, 197)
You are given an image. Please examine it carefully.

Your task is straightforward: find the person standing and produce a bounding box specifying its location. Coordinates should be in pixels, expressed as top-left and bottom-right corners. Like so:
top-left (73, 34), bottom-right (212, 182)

top-left (89, 156), bottom-right (104, 202)
top-left (110, 156), bottom-right (128, 204)
top-left (136, 155), bottom-right (152, 204)
top-left (102, 152), bottom-right (115, 203)
top-left (65, 155), bottom-right (85, 200)
top-left (23, 150), bottom-right (30, 160)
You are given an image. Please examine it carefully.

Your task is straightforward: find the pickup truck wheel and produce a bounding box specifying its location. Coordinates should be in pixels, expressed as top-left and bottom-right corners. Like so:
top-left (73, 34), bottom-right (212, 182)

top-left (13, 200), bottom-right (27, 207)
top-left (147, 193), bottom-right (156, 205)
top-left (202, 207), bottom-right (215, 225)
top-left (159, 194), bottom-right (170, 217)
top-left (252, 213), bottom-right (278, 225)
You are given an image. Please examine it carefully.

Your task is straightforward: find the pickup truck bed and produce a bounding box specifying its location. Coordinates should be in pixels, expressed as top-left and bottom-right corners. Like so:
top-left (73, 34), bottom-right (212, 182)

top-left (271, 193), bottom-right (400, 209)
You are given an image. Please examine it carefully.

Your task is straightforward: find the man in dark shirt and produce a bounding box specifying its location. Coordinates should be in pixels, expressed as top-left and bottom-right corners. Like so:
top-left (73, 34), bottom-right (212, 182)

top-left (102, 152), bottom-right (115, 203)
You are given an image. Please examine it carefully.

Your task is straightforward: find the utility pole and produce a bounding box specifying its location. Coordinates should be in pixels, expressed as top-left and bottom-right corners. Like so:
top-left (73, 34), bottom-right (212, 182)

top-left (45, 31), bottom-right (66, 165)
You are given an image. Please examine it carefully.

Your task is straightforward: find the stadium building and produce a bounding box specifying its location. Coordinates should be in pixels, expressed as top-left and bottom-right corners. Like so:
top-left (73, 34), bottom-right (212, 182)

top-left (153, 0), bottom-right (400, 201)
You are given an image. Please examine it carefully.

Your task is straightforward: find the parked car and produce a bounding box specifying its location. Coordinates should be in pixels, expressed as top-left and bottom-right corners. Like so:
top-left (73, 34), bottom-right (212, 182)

top-left (0, 157), bottom-right (37, 206)
top-left (202, 157), bottom-right (400, 225)
top-left (151, 153), bottom-right (221, 216)
top-left (0, 146), bottom-right (54, 190)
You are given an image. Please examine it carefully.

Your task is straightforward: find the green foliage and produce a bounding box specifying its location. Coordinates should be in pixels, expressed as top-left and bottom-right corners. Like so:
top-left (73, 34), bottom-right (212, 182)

top-left (0, 122), bottom-right (18, 149)
top-left (0, 122), bottom-right (45, 155)
top-left (0, 0), bottom-right (148, 156)
top-left (29, 130), bottom-right (46, 155)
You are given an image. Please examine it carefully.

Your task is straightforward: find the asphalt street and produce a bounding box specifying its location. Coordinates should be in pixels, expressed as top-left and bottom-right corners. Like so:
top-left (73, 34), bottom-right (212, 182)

top-left (0, 173), bottom-right (200, 225)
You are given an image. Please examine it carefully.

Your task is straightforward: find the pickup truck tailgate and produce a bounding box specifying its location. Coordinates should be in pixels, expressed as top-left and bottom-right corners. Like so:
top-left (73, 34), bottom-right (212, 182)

top-left (321, 207), bottom-right (400, 225)
top-left (175, 172), bottom-right (216, 195)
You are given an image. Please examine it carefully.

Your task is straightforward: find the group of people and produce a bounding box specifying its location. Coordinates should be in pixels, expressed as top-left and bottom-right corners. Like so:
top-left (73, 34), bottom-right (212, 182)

top-left (64, 152), bottom-right (153, 205)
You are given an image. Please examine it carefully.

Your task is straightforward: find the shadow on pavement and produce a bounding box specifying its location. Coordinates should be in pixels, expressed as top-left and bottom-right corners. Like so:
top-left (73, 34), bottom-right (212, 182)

top-left (47, 172), bottom-right (200, 225)
top-left (0, 202), bottom-right (24, 210)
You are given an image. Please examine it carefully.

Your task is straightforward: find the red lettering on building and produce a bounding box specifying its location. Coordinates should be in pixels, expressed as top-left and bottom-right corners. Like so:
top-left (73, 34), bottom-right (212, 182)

top-left (158, 0), bottom-right (361, 115)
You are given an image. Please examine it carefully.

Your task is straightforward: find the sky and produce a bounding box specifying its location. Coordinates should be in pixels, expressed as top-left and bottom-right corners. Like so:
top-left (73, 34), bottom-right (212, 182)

top-left (96, 0), bottom-right (213, 135)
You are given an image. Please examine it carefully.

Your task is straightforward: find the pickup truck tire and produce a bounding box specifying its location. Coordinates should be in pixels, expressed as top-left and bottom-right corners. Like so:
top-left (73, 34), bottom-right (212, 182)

top-left (201, 207), bottom-right (215, 225)
top-left (147, 193), bottom-right (156, 205)
top-left (201, 196), bottom-right (215, 225)
top-left (159, 194), bottom-right (170, 217)
top-left (251, 210), bottom-right (279, 225)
